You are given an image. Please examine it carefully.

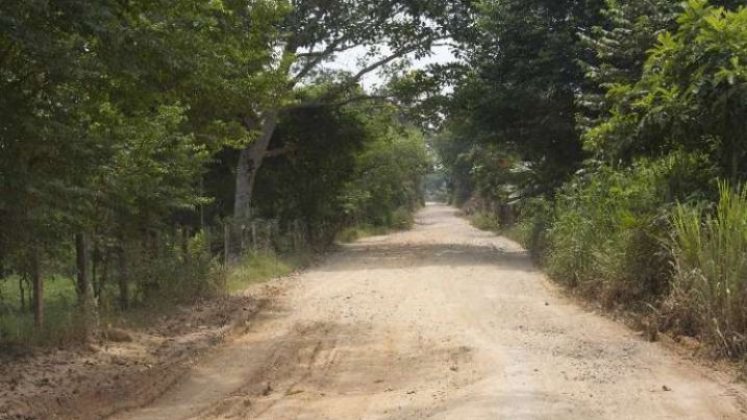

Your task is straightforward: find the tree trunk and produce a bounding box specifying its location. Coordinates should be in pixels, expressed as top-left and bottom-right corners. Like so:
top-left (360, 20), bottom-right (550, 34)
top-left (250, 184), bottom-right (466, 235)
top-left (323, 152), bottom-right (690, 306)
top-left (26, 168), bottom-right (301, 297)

top-left (30, 248), bottom-right (43, 328)
top-left (97, 251), bottom-right (108, 301)
top-left (181, 225), bottom-right (190, 259)
top-left (75, 233), bottom-right (90, 302)
top-left (233, 112), bottom-right (279, 223)
top-left (18, 273), bottom-right (26, 312)
top-left (223, 223), bottom-right (230, 266)
top-left (75, 233), bottom-right (97, 335)
top-left (118, 248), bottom-right (129, 310)
top-left (91, 241), bottom-right (99, 298)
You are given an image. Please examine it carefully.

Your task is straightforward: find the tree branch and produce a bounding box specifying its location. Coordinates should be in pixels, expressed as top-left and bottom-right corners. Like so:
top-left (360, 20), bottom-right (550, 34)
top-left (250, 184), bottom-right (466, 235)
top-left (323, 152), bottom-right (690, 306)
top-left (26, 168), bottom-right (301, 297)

top-left (316, 35), bottom-right (450, 102)
top-left (288, 94), bottom-right (397, 111)
top-left (296, 42), bottom-right (358, 59)
top-left (264, 144), bottom-right (298, 158)
top-left (292, 35), bottom-right (356, 82)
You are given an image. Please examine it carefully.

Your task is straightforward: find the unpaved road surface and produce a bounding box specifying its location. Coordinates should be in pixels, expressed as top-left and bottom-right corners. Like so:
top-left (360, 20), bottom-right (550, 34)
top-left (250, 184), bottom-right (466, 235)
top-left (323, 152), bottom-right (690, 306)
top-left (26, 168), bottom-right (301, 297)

top-left (114, 204), bottom-right (747, 419)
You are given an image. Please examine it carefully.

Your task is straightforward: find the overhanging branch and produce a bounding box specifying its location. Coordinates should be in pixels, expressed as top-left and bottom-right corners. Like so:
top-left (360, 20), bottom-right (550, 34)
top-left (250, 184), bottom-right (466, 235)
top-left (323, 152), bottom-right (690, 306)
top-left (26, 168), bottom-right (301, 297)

top-left (314, 35), bottom-right (449, 103)
top-left (264, 144), bottom-right (298, 158)
top-left (289, 94), bottom-right (398, 110)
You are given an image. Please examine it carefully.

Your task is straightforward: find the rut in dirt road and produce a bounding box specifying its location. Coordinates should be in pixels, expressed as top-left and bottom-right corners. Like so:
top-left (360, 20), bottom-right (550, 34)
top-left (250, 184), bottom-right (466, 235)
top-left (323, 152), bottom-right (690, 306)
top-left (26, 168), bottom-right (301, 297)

top-left (114, 204), bottom-right (747, 420)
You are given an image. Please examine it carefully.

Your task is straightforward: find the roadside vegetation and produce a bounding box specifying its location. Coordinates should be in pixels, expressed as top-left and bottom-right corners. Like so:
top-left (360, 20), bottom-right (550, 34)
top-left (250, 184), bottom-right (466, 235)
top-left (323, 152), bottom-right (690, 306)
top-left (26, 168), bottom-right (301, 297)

top-left (3, 0), bottom-right (745, 369)
top-left (0, 0), bottom-right (440, 349)
top-left (437, 0), bottom-right (747, 360)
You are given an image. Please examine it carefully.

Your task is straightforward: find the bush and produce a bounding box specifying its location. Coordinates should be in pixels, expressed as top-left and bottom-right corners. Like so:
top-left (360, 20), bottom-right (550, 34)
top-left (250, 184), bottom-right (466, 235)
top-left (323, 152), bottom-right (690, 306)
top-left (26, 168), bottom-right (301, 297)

top-left (471, 212), bottom-right (501, 232)
top-left (226, 250), bottom-right (311, 294)
top-left (391, 207), bottom-right (416, 230)
top-left (0, 276), bottom-right (88, 347)
top-left (545, 158), bottom-right (693, 304)
top-left (669, 183), bottom-right (747, 357)
top-left (0, 229), bottom-right (231, 348)
top-left (130, 232), bottom-right (225, 305)
top-left (511, 198), bottom-right (552, 261)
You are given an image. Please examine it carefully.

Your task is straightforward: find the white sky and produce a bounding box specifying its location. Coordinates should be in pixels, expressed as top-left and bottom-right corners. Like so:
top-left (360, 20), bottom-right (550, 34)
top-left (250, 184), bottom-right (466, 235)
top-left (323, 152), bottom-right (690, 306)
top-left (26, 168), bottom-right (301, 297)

top-left (322, 44), bottom-right (458, 91)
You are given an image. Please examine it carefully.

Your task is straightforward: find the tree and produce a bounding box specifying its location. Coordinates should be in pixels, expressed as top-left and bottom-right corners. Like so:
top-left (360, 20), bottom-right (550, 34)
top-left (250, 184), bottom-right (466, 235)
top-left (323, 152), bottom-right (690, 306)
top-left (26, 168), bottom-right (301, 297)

top-left (252, 100), bottom-right (370, 246)
top-left (442, 0), bottom-right (605, 196)
top-left (341, 114), bottom-right (429, 227)
top-left (576, 0), bottom-right (680, 137)
top-left (0, 0), bottom-right (282, 327)
top-left (231, 0), bottom-right (469, 226)
top-left (584, 1), bottom-right (747, 179)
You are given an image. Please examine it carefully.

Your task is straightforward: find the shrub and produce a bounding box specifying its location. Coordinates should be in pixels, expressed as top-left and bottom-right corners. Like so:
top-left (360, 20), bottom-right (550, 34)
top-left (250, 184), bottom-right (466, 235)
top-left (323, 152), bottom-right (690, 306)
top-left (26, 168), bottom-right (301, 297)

top-left (226, 250), bottom-right (311, 294)
top-left (490, 198), bottom-right (553, 264)
top-left (130, 232), bottom-right (225, 306)
top-left (545, 158), bottom-right (692, 304)
top-left (670, 182), bottom-right (747, 356)
top-left (0, 276), bottom-right (90, 347)
top-left (471, 212), bottom-right (501, 232)
top-left (391, 207), bottom-right (415, 230)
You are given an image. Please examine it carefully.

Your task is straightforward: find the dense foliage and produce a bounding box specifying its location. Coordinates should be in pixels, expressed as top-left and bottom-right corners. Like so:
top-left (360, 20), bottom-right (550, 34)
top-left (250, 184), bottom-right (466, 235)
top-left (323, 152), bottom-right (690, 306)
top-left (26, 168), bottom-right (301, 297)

top-left (436, 0), bottom-right (747, 357)
top-left (4, 0), bottom-right (746, 362)
top-left (0, 0), bottom-right (433, 346)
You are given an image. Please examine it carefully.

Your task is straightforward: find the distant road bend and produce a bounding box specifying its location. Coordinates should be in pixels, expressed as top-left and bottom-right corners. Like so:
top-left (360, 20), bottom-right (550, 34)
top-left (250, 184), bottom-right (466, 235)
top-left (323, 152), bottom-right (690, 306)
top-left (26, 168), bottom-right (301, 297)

top-left (115, 204), bottom-right (747, 419)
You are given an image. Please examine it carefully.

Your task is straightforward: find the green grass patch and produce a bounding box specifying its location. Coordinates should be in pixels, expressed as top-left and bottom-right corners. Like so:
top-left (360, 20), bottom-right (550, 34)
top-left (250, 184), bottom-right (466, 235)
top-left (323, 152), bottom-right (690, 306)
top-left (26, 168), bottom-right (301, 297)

top-left (336, 225), bottom-right (394, 243)
top-left (0, 275), bottom-right (87, 347)
top-left (226, 250), bottom-right (313, 294)
top-left (337, 206), bottom-right (418, 243)
top-left (470, 212), bottom-right (502, 233)
top-left (0, 248), bottom-right (314, 348)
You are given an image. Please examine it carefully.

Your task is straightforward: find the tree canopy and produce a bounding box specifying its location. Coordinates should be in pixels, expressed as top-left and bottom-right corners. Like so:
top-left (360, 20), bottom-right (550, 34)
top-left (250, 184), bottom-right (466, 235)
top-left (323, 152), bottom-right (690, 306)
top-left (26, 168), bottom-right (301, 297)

top-left (2, 0), bottom-right (746, 356)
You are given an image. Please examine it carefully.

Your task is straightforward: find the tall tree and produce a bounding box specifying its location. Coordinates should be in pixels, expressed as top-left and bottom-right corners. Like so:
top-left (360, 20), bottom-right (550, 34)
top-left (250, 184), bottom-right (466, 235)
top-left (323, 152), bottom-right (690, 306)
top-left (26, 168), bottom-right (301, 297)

top-left (0, 0), bottom-right (282, 326)
top-left (576, 0), bottom-right (679, 139)
top-left (231, 0), bottom-right (469, 224)
top-left (583, 0), bottom-right (747, 178)
top-left (447, 0), bottom-right (605, 195)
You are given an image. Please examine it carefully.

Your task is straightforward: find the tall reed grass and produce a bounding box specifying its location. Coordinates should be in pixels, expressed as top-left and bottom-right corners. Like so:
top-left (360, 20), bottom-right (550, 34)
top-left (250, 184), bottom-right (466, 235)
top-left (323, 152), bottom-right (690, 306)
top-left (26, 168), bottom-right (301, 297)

top-left (670, 182), bottom-right (747, 356)
top-left (545, 162), bottom-right (671, 303)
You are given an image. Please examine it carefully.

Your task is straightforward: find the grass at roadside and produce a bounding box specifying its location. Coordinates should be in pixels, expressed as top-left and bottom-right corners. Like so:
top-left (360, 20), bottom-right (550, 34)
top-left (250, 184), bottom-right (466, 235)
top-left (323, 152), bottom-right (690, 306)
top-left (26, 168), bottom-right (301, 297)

top-left (338, 208), bottom-right (417, 243)
top-left (0, 276), bottom-right (84, 348)
top-left (336, 225), bottom-right (396, 243)
top-left (469, 212), bottom-right (501, 233)
top-left (226, 250), bottom-right (314, 293)
top-left (468, 211), bottom-right (529, 246)
top-left (469, 181), bottom-right (747, 362)
top-left (0, 250), bottom-right (314, 349)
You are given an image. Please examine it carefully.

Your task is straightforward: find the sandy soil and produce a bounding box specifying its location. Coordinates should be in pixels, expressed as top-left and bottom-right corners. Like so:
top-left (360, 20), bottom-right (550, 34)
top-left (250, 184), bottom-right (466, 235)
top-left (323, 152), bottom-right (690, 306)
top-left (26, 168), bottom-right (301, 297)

top-left (0, 286), bottom-right (282, 420)
top-left (108, 204), bottom-right (747, 419)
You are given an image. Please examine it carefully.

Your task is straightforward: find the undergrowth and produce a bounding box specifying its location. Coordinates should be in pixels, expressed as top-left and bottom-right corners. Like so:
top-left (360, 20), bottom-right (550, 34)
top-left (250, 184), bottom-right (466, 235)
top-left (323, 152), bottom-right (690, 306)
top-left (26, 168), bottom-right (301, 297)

top-left (337, 225), bottom-right (394, 243)
top-left (469, 154), bottom-right (747, 359)
top-left (669, 183), bottom-right (747, 357)
top-left (0, 247), bottom-right (312, 348)
top-left (470, 212), bottom-right (501, 232)
top-left (0, 276), bottom-right (85, 347)
top-left (545, 161), bottom-right (674, 304)
top-left (337, 206), bottom-right (416, 243)
top-left (226, 250), bottom-right (313, 293)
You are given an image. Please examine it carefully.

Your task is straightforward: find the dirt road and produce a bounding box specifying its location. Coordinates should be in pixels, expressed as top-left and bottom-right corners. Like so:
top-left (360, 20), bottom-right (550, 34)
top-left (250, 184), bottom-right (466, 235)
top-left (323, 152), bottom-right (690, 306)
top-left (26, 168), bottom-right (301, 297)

top-left (114, 204), bottom-right (747, 419)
